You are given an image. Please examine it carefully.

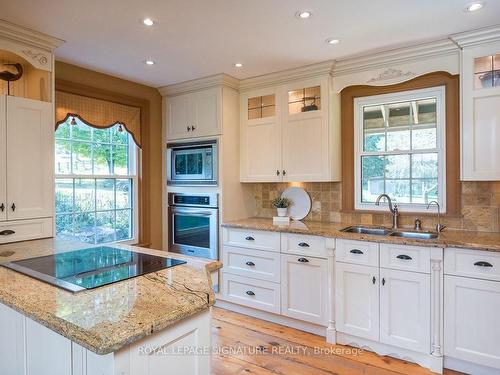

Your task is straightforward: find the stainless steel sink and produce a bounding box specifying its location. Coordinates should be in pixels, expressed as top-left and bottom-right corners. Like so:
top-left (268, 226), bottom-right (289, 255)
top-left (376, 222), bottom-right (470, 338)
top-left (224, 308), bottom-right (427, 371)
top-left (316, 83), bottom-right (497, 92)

top-left (389, 231), bottom-right (438, 240)
top-left (341, 226), bottom-right (392, 236)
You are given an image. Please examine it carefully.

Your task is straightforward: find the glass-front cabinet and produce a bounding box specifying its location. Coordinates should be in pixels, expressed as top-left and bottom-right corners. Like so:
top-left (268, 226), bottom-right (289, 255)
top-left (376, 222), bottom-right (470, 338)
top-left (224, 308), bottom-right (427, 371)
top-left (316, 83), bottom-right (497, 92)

top-left (461, 41), bottom-right (500, 180)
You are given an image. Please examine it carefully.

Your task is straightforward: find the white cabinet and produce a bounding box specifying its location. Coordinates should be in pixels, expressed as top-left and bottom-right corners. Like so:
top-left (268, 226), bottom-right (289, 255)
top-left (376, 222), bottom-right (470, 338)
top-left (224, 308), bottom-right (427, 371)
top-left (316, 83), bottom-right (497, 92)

top-left (379, 268), bottom-right (430, 353)
top-left (6, 96), bottom-right (54, 220)
top-left (165, 87), bottom-right (220, 140)
top-left (461, 42), bottom-right (500, 180)
top-left (240, 76), bottom-right (341, 182)
top-left (444, 275), bottom-right (500, 369)
top-left (0, 96), bottom-right (6, 222)
top-left (0, 303), bottom-right (25, 375)
top-left (335, 262), bottom-right (379, 341)
top-left (281, 254), bottom-right (328, 325)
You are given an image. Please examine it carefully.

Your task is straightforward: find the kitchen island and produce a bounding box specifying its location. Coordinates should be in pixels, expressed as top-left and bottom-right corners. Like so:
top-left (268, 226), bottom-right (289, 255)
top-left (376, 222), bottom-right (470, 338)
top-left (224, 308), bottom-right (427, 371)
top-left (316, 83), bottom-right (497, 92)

top-left (0, 239), bottom-right (221, 375)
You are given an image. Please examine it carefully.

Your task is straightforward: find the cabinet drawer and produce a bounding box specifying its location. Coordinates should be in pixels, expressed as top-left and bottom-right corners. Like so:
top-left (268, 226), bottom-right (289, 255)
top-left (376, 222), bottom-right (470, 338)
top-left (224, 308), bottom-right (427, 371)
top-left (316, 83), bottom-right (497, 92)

top-left (336, 239), bottom-right (379, 266)
top-left (281, 233), bottom-right (332, 258)
top-left (445, 248), bottom-right (500, 281)
top-left (222, 228), bottom-right (280, 252)
top-left (221, 273), bottom-right (280, 314)
top-left (0, 218), bottom-right (53, 244)
top-left (222, 246), bottom-right (280, 282)
top-left (380, 244), bottom-right (431, 274)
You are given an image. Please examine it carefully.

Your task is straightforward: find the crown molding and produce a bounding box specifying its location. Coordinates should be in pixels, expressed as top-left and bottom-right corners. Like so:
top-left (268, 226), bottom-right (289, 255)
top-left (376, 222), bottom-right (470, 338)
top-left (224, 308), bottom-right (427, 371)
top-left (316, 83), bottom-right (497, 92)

top-left (450, 24), bottom-right (500, 48)
top-left (158, 73), bottom-right (239, 96)
top-left (334, 38), bottom-right (458, 77)
top-left (0, 19), bottom-right (64, 51)
top-left (239, 60), bottom-right (335, 92)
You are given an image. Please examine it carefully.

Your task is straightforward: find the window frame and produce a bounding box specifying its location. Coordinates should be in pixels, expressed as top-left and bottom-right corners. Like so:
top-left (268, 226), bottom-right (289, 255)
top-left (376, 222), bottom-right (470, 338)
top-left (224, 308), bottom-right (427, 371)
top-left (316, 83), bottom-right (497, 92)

top-left (54, 123), bottom-right (140, 245)
top-left (353, 86), bottom-right (446, 213)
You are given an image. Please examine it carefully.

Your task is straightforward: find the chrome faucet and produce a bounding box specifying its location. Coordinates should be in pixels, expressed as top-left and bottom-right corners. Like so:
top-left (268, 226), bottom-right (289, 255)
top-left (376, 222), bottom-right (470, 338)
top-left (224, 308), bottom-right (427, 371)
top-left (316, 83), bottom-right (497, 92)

top-left (375, 194), bottom-right (399, 230)
top-left (427, 201), bottom-right (446, 233)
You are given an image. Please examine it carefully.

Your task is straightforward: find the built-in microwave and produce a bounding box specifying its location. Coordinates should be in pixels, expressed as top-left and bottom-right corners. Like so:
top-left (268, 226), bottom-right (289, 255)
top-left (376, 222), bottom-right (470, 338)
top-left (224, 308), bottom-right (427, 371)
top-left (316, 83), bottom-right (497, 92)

top-left (166, 140), bottom-right (218, 186)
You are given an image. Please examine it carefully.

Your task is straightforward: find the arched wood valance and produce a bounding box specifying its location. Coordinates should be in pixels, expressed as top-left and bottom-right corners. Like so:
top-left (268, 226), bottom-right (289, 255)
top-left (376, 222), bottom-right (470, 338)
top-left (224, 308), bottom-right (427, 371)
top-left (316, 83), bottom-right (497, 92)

top-left (55, 90), bottom-right (142, 148)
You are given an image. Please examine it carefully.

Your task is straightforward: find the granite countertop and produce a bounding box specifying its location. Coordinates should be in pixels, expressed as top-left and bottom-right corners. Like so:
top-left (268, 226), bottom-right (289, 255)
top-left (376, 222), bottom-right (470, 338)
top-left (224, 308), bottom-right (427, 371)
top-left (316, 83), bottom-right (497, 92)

top-left (222, 217), bottom-right (500, 252)
top-left (0, 239), bottom-right (221, 355)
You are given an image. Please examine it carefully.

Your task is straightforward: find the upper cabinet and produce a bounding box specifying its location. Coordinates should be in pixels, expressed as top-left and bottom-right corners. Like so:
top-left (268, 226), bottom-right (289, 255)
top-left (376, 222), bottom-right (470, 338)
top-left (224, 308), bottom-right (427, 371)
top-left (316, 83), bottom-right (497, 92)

top-left (164, 86), bottom-right (221, 141)
top-left (461, 41), bottom-right (500, 180)
top-left (240, 75), bottom-right (341, 182)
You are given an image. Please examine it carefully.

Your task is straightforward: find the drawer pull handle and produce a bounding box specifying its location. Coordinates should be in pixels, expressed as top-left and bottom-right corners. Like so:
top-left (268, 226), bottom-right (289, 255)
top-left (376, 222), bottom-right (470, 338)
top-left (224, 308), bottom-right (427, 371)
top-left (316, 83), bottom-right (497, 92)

top-left (298, 257), bottom-right (309, 263)
top-left (0, 230), bottom-right (15, 236)
top-left (245, 261), bottom-right (255, 267)
top-left (372, 276), bottom-right (376, 284)
top-left (298, 242), bottom-right (309, 247)
top-left (474, 261), bottom-right (493, 268)
top-left (396, 254), bottom-right (412, 260)
top-left (245, 236), bottom-right (255, 241)
top-left (246, 290), bottom-right (255, 296)
top-left (350, 249), bottom-right (363, 254)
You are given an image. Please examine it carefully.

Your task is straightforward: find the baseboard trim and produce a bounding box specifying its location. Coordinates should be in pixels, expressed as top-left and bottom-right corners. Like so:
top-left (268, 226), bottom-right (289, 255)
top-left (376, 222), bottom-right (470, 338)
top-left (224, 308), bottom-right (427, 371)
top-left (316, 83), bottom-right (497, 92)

top-left (444, 356), bottom-right (500, 375)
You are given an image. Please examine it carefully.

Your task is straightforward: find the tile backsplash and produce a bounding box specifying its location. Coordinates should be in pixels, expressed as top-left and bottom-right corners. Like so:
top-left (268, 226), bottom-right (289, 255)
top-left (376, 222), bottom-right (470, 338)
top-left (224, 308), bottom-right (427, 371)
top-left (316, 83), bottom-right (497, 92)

top-left (253, 182), bottom-right (500, 232)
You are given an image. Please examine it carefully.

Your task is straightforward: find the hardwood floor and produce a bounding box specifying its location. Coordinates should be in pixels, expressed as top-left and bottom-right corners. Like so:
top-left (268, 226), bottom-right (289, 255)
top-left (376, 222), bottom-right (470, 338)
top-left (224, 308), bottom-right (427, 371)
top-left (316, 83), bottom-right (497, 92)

top-left (211, 307), bottom-right (463, 375)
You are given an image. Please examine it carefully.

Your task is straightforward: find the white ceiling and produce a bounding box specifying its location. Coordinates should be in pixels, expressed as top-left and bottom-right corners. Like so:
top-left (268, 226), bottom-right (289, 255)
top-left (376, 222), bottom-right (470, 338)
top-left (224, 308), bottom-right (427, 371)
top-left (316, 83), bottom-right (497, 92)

top-left (2, 0), bottom-right (499, 87)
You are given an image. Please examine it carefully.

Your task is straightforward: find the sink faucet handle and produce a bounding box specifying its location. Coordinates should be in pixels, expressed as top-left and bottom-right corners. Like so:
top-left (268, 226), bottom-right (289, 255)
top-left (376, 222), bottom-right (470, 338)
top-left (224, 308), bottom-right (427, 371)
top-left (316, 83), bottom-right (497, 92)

top-left (414, 217), bottom-right (422, 231)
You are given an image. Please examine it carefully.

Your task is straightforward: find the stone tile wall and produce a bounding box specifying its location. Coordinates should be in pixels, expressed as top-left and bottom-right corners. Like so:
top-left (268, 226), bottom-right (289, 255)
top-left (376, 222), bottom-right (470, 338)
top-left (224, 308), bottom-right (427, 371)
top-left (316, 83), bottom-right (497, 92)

top-left (253, 182), bottom-right (500, 232)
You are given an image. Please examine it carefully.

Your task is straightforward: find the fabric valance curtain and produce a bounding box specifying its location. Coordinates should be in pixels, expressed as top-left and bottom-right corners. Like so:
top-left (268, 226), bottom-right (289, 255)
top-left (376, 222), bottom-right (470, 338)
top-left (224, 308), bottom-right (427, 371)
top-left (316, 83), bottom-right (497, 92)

top-left (55, 90), bottom-right (142, 148)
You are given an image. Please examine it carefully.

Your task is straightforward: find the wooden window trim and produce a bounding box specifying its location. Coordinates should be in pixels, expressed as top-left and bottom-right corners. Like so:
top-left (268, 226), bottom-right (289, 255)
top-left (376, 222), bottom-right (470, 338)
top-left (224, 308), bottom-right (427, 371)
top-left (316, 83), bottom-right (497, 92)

top-left (55, 79), bottom-right (151, 246)
top-left (341, 71), bottom-right (461, 216)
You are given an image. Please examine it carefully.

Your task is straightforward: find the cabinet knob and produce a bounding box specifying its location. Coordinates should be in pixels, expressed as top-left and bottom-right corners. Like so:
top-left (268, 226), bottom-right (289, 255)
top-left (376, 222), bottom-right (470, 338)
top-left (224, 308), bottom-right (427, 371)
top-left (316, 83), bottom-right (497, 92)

top-left (396, 254), bottom-right (412, 260)
top-left (298, 257), bottom-right (309, 263)
top-left (192, 125), bottom-right (196, 131)
top-left (282, 170), bottom-right (286, 176)
top-left (245, 261), bottom-right (255, 267)
top-left (0, 203), bottom-right (4, 212)
top-left (245, 290), bottom-right (255, 296)
top-left (298, 242), bottom-right (309, 247)
top-left (382, 278), bottom-right (386, 286)
top-left (11, 203), bottom-right (15, 212)
top-left (0, 230), bottom-right (15, 236)
top-left (350, 249), bottom-right (363, 254)
top-left (245, 236), bottom-right (255, 241)
top-left (187, 126), bottom-right (190, 132)
top-left (372, 276), bottom-right (376, 284)
top-left (474, 261), bottom-right (493, 268)
top-left (276, 170), bottom-right (280, 176)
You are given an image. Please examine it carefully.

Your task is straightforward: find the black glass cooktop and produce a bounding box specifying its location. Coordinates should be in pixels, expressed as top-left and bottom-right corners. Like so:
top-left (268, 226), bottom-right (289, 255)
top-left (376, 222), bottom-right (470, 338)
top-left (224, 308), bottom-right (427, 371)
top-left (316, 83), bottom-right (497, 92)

top-left (2, 246), bottom-right (186, 293)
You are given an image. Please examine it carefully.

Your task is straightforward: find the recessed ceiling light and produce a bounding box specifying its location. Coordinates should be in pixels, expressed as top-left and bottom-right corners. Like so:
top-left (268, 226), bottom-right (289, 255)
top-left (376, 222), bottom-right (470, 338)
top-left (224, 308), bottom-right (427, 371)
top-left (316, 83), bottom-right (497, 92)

top-left (326, 38), bottom-right (340, 45)
top-left (464, 2), bottom-right (484, 12)
top-left (234, 63), bottom-right (243, 68)
top-left (143, 18), bottom-right (154, 26)
top-left (295, 10), bottom-right (312, 19)
top-left (144, 60), bottom-right (155, 65)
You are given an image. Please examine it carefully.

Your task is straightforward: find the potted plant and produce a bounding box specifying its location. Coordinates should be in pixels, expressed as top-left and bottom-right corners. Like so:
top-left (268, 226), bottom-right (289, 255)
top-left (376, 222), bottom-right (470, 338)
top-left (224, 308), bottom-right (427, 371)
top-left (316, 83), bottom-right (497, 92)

top-left (271, 197), bottom-right (292, 217)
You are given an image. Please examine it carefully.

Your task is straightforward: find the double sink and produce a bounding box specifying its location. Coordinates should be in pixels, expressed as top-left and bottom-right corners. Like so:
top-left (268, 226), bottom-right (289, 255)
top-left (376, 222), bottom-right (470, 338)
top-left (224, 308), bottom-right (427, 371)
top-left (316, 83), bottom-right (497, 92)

top-left (341, 226), bottom-right (439, 240)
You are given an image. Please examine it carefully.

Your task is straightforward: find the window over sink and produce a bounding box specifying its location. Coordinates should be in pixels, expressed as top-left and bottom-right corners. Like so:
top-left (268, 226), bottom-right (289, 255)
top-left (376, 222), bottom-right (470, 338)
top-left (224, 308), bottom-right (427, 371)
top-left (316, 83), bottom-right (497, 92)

top-left (354, 87), bottom-right (446, 212)
top-left (54, 118), bottom-right (138, 244)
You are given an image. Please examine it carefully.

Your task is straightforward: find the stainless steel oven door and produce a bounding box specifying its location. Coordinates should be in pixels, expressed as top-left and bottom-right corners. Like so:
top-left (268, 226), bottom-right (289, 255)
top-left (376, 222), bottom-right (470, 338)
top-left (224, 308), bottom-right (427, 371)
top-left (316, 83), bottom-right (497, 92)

top-left (168, 206), bottom-right (218, 260)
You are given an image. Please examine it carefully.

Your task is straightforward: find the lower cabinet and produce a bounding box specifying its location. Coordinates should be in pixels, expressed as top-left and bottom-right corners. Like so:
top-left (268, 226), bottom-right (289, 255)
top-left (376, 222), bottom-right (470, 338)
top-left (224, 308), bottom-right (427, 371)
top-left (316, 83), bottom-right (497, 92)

top-left (444, 274), bottom-right (500, 369)
top-left (280, 254), bottom-right (328, 325)
top-left (379, 268), bottom-right (430, 353)
top-left (335, 262), bottom-right (379, 341)
top-left (0, 303), bottom-right (26, 375)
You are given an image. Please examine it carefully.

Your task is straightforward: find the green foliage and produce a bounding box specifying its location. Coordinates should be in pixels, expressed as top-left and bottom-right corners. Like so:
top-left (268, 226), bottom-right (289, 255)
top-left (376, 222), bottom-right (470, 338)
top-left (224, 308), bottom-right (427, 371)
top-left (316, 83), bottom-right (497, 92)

top-left (272, 196), bottom-right (292, 208)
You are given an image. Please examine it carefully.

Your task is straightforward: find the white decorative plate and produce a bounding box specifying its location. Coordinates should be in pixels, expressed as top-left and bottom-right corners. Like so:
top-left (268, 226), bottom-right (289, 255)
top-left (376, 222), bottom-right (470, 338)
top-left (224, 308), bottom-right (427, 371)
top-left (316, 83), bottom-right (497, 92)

top-left (281, 187), bottom-right (311, 221)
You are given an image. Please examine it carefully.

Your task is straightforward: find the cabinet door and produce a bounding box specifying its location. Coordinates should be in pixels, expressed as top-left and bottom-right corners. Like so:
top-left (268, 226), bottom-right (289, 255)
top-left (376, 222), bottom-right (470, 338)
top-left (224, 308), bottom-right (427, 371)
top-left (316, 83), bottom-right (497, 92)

top-left (335, 262), bottom-right (379, 341)
top-left (282, 78), bottom-right (330, 182)
top-left (461, 43), bottom-right (500, 180)
top-left (0, 303), bottom-right (26, 375)
top-left (191, 87), bottom-right (220, 137)
top-left (281, 254), bottom-right (328, 325)
top-left (379, 269), bottom-right (430, 353)
top-left (0, 96), bottom-right (6, 222)
top-left (240, 90), bottom-right (282, 182)
top-left (26, 318), bottom-right (72, 375)
top-left (6, 96), bottom-right (53, 220)
top-left (444, 275), bottom-right (500, 368)
top-left (165, 94), bottom-right (192, 140)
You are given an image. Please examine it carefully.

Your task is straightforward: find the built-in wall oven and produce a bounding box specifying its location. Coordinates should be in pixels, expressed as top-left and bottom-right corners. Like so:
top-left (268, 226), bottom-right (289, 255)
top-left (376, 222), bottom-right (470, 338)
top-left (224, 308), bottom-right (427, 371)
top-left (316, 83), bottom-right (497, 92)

top-left (166, 140), bottom-right (218, 186)
top-left (168, 192), bottom-right (218, 260)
